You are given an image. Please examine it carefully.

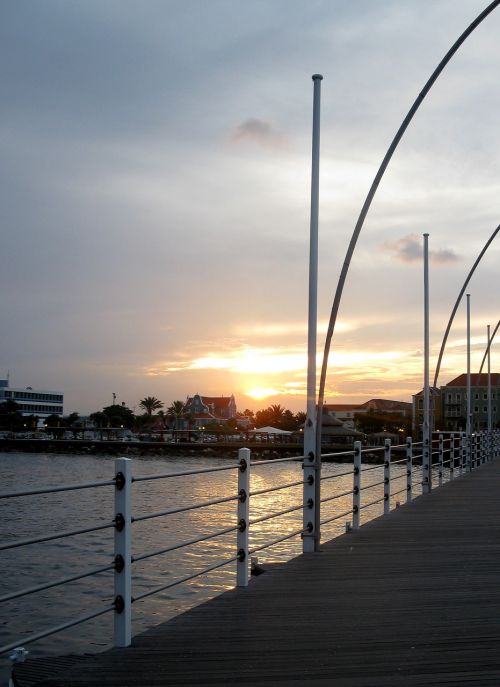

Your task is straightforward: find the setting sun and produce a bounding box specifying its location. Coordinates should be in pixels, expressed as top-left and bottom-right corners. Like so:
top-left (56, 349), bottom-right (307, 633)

top-left (245, 387), bottom-right (280, 400)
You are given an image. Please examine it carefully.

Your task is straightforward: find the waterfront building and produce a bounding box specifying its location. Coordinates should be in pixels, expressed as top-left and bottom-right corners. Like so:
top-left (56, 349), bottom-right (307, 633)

top-left (0, 379), bottom-right (64, 417)
top-left (412, 373), bottom-right (500, 435)
top-left (412, 387), bottom-right (442, 437)
top-left (441, 373), bottom-right (500, 431)
top-left (325, 399), bottom-right (411, 430)
top-left (182, 393), bottom-right (237, 429)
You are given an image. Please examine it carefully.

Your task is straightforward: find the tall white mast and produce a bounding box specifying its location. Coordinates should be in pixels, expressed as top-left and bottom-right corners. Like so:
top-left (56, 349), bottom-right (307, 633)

top-left (303, 74), bottom-right (322, 553)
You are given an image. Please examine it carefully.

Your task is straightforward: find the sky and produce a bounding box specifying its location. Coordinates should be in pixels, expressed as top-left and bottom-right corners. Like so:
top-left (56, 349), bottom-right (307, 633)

top-left (1, 0), bottom-right (500, 416)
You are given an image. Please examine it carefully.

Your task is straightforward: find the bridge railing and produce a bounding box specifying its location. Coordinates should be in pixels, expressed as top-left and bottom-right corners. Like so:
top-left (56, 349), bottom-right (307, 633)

top-left (1, 430), bottom-right (499, 659)
top-left (0, 450), bottom-right (308, 657)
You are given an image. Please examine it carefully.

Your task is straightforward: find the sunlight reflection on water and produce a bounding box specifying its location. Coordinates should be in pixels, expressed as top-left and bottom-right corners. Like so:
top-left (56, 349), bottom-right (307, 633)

top-left (0, 451), bottom-right (423, 678)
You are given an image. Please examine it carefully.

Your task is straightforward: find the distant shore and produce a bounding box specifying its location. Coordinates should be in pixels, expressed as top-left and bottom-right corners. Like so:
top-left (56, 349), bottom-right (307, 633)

top-left (0, 438), bottom-right (405, 463)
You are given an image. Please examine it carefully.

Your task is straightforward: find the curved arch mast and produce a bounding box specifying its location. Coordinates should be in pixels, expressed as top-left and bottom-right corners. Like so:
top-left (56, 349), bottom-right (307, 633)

top-left (433, 224), bottom-right (500, 388)
top-left (316, 2), bottom-right (500, 460)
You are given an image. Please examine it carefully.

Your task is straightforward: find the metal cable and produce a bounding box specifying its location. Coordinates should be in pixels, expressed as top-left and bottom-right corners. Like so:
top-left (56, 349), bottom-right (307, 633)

top-left (249, 526), bottom-right (306, 555)
top-left (0, 563), bottom-right (114, 603)
top-left (132, 556), bottom-right (237, 602)
top-left (0, 521), bottom-right (115, 551)
top-left (0, 604), bottom-right (114, 655)
top-left (249, 502), bottom-right (303, 526)
top-left (0, 479), bottom-right (116, 500)
top-left (133, 462), bottom-right (240, 482)
top-left (133, 524), bottom-right (238, 563)
top-left (252, 455), bottom-right (304, 466)
top-left (320, 488), bottom-right (353, 504)
top-left (250, 479), bottom-right (305, 497)
top-left (133, 493), bottom-right (239, 523)
top-left (320, 508), bottom-right (354, 526)
top-left (360, 464), bottom-right (384, 473)
top-left (360, 479), bottom-right (385, 491)
top-left (359, 496), bottom-right (384, 510)
top-left (321, 469), bottom-right (353, 481)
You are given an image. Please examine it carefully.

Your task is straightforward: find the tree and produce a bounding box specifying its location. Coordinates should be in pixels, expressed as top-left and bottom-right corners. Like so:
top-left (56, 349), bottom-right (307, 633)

top-left (295, 411), bottom-right (306, 427)
top-left (0, 400), bottom-right (23, 431)
top-left (166, 401), bottom-right (186, 430)
top-left (101, 404), bottom-right (135, 429)
top-left (139, 396), bottom-right (164, 416)
top-left (355, 412), bottom-right (411, 436)
top-left (45, 413), bottom-right (63, 438)
top-left (255, 404), bottom-right (286, 429)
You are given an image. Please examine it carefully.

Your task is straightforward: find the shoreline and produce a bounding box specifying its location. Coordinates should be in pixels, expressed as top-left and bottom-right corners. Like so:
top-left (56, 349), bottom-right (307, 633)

top-left (0, 438), bottom-right (406, 463)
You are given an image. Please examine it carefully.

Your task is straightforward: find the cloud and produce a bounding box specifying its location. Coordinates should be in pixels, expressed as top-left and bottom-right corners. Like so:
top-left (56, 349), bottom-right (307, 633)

top-left (229, 118), bottom-right (286, 148)
top-left (383, 234), bottom-right (460, 265)
top-left (431, 248), bottom-right (461, 265)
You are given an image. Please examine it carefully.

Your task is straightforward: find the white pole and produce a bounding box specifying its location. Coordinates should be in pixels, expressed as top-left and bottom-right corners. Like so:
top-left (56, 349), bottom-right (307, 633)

top-left (237, 448), bottom-right (250, 586)
top-left (353, 441), bottom-right (361, 529)
top-left (114, 457), bottom-right (132, 647)
top-left (406, 437), bottom-right (413, 503)
top-left (423, 233), bottom-right (431, 493)
top-left (384, 439), bottom-right (391, 515)
top-left (487, 324), bottom-right (492, 431)
top-left (466, 294), bottom-right (472, 438)
top-left (303, 74), bottom-right (322, 553)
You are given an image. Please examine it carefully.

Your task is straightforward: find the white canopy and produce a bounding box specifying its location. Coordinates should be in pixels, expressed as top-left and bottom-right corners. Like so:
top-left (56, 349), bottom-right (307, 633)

top-left (250, 426), bottom-right (292, 435)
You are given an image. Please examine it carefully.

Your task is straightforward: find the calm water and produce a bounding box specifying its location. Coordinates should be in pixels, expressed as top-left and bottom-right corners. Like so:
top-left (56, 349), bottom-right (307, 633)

top-left (0, 451), bottom-right (418, 680)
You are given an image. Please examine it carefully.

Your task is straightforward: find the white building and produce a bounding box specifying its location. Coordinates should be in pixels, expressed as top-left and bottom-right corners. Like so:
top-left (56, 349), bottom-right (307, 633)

top-left (0, 379), bottom-right (64, 417)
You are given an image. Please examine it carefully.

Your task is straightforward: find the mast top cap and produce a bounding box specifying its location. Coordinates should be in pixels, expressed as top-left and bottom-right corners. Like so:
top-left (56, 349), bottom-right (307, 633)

top-left (312, 74), bottom-right (323, 80)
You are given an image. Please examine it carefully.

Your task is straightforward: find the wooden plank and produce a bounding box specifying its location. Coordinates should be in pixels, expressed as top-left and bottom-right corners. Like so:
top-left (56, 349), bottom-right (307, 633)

top-left (16, 460), bottom-right (500, 686)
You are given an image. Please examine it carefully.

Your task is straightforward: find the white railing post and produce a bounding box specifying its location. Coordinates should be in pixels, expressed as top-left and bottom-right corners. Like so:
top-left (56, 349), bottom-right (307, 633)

top-left (438, 434), bottom-right (444, 487)
top-left (114, 457), bottom-right (132, 647)
top-left (450, 433), bottom-right (457, 478)
top-left (237, 448), bottom-right (250, 587)
top-left (384, 439), bottom-right (391, 515)
top-left (406, 437), bottom-right (413, 503)
top-left (466, 431), bottom-right (472, 472)
top-left (449, 433), bottom-right (455, 481)
top-left (423, 432), bottom-right (431, 493)
top-left (353, 441), bottom-right (361, 529)
top-left (461, 431), bottom-right (467, 474)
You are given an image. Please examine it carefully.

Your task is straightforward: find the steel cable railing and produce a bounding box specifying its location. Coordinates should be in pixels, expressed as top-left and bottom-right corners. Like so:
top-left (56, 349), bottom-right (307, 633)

top-left (2, 429), bottom-right (498, 663)
top-left (0, 478), bottom-right (117, 500)
top-left (0, 520), bottom-right (116, 551)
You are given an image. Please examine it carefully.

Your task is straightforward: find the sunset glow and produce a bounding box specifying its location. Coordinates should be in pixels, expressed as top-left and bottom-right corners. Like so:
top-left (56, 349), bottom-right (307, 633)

top-left (245, 387), bottom-right (281, 400)
top-left (2, 0), bottom-right (499, 416)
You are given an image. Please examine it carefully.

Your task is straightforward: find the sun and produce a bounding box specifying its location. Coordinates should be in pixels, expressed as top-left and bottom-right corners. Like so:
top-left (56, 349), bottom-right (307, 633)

top-left (245, 387), bottom-right (279, 401)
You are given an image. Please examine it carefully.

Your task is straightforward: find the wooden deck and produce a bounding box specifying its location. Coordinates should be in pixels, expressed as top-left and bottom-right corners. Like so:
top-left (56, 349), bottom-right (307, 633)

top-left (20, 459), bottom-right (500, 686)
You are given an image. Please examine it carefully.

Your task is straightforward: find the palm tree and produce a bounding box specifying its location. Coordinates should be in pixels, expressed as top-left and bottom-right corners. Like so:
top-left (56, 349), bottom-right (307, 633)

top-left (166, 400), bottom-right (186, 435)
top-left (139, 396), bottom-right (164, 416)
top-left (269, 404), bottom-right (286, 427)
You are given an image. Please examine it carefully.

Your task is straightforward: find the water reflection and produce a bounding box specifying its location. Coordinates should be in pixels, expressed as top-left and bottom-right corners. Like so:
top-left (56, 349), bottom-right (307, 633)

top-left (0, 451), bottom-right (423, 679)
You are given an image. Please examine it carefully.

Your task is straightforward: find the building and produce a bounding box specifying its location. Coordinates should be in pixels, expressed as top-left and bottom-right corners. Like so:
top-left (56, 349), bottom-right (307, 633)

top-left (323, 404), bottom-right (362, 429)
top-left (412, 387), bottom-right (442, 436)
top-left (412, 373), bottom-right (500, 435)
top-left (357, 399), bottom-right (412, 416)
top-left (182, 394), bottom-right (237, 429)
top-left (0, 379), bottom-right (64, 417)
top-left (324, 399), bottom-right (412, 430)
top-left (441, 373), bottom-right (500, 431)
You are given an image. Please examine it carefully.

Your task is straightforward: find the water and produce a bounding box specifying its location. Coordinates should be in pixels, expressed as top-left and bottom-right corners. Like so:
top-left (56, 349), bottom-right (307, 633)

top-left (0, 451), bottom-right (415, 681)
